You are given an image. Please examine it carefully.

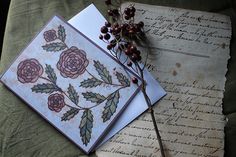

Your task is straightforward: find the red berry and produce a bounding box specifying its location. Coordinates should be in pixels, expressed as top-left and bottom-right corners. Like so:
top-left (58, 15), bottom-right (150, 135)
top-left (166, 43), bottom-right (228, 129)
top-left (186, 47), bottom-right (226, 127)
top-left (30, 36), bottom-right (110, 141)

top-left (101, 26), bottom-right (108, 33)
top-left (104, 33), bottom-right (111, 40)
top-left (130, 45), bottom-right (137, 53)
top-left (132, 77), bottom-right (138, 84)
top-left (125, 49), bottom-right (132, 55)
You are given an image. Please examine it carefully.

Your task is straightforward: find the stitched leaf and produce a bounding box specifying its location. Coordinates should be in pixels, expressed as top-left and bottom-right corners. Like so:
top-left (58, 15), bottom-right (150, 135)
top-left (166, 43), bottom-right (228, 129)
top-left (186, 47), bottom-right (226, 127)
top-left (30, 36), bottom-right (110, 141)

top-left (42, 42), bottom-right (66, 52)
top-left (82, 92), bottom-right (106, 104)
top-left (80, 78), bottom-right (103, 88)
top-left (115, 72), bottom-right (130, 87)
top-left (58, 25), bottom-right (66, 42)
top-left (68, 84), bottom-right (79, 105)
top-left (31, 83), bottom-right (60, 93)
top-left (94, 60), bottom-right (112, 84)
top-left (102, 90), bottom-right (120, 122)
top-left (79, 109), bottom-right (93, 146)
top-left (61, 108), bottom-right (80, 121)
top-left (45, 64), bottom-right (57, 83)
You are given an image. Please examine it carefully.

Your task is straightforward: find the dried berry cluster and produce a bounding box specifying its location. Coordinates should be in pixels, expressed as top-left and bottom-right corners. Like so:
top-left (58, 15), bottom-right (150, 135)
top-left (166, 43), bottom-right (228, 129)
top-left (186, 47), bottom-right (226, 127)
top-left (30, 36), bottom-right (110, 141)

top-left (100, 0), bottom-right (146, 84)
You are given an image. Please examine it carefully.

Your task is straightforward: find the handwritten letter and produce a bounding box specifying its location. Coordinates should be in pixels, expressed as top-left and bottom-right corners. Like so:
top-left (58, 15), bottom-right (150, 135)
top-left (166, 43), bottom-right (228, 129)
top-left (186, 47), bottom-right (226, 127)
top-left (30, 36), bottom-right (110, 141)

top-left (96, 3), bottom-right (231, 157)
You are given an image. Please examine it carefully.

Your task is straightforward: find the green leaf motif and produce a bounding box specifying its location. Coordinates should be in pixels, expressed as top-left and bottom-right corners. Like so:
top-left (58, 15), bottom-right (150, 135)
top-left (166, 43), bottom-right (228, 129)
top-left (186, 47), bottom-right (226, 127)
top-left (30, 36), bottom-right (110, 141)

top-left (31, 83), bottom-right (60, 93)
top-left (80, 78), bottom-right (102, 88)
top-left (82, 92), bottom-right (106, 104)
top-left (45, 64), bottom-right (57, 83)
top-left (94, 60), bottom-right (112, 84)
top-left (102, 90), bottom-right (120, 122)
top-left (79, 109), bottom-right (93, 146)
top-left (58, 25), bottom-right (66, 42)
top-left (61, 108), bottom-right (80, 121)
top-left (68, 84), bottom-right (79, 105)
top-left (42, 42), bottom-right (66, 52)
top-left (116, 72), bottom-right (130, 87)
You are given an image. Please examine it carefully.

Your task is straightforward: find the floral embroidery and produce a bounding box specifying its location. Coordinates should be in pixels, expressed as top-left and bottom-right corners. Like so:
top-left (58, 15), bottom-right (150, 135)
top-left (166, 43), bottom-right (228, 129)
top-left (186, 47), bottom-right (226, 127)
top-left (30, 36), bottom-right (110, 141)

top-left (43, 29), bottom-right (57, 42)
top-left (17, 59), bottom-right (43, 83)
top-left (48, 93), bottom-right (65, 112)
top-left (16, 25), bottom-right (131, 146)
top-left (57, 46), bottom-right (89, 79)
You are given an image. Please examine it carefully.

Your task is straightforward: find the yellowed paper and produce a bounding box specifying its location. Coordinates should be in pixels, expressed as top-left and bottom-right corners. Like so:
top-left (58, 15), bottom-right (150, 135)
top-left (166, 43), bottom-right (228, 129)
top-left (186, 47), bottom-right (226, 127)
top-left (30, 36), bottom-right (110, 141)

top-left (96, 2), bottom-right (231, 157)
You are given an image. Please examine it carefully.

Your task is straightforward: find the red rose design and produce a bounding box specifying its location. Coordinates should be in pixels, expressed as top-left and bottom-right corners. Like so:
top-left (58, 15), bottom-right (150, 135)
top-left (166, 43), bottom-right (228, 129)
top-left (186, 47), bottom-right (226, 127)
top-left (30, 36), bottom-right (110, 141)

top-left (48, 93), bottom-right (65, 112)
top-left (17, 59), bottom-right (43, 83)
top-left (43, 29), bottom-right (57, 42)
top-left (57, 46), bottom-right (89, 79)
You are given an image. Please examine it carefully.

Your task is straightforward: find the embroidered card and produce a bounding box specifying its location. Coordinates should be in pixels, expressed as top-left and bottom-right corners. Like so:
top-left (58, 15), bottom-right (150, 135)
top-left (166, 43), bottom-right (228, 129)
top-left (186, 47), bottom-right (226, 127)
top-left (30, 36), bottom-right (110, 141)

top-left (0, 16), bottom-right (140, 154)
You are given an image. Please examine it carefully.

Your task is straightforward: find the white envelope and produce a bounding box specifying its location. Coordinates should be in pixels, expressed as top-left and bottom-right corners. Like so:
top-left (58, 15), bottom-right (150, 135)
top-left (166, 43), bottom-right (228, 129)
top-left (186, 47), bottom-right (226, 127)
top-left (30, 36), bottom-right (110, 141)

top-left (68, 4), bottom-right (166, 148)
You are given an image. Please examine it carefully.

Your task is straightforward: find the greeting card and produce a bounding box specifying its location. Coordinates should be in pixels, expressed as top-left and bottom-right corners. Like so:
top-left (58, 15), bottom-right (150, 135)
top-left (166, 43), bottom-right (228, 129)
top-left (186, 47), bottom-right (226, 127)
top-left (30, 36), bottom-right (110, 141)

top-left (0, 16), bottom-right (141, 154)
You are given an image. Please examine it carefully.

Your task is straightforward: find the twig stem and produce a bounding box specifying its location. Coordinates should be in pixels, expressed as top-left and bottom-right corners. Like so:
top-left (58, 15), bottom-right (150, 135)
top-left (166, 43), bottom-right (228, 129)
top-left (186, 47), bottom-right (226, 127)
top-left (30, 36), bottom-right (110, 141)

top-left (136, 63), bottom-right (165, 157)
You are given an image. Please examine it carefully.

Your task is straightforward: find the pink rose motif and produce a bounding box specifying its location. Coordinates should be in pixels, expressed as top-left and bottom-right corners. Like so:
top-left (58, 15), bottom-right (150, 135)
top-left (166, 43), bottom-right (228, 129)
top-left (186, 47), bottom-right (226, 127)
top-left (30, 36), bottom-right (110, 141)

top-left (57, 46), bottom-right (89, 79)
top-left (48, 93), bottom-right (65, 112)
top-left (17, 59), bottom-right (43, 83)
top-left (43, 29), bottom-right (57, 42)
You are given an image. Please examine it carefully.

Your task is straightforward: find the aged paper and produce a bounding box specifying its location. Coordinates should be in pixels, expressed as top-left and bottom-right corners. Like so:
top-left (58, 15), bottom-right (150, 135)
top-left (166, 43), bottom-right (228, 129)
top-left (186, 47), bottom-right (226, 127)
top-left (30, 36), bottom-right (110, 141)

top-left (96, 2), bottom-right (231, 157)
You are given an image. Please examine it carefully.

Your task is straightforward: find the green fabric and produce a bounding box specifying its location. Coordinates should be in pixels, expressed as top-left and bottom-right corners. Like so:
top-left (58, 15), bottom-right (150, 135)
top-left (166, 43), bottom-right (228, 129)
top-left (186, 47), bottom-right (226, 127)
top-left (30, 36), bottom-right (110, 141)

top-left (0, 0), bottom-right (235, 156)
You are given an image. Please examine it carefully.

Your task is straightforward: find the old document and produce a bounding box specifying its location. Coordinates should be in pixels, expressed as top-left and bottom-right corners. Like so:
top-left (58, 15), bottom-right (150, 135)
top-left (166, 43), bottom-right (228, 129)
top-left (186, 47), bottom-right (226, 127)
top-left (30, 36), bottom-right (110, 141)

top-left (96, 3), bottom-right (231, 157)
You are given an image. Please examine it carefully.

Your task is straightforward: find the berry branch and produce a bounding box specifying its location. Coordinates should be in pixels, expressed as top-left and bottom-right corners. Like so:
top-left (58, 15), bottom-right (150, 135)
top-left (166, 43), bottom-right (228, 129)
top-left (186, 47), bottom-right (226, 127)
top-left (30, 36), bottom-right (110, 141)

top-left (101, 1), bottom-right (166, 157)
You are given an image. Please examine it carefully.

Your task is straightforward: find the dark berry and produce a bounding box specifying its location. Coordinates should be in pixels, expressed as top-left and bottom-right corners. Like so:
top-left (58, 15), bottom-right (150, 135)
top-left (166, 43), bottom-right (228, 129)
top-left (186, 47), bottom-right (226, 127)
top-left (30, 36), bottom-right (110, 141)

top-left (101, 26), bottom-right (108, 33)
top-left (105, 0), bottom-right (111, 5)
top-left (138, 21), bottom-right (144, 28)
top-left (129, 11), bottom-right (135, 17)
top-left (130, 6), bottom-right (136, 13)
top-left (99, 34), bottom-right (103, 40)
top-left (110, 40), bottom-right (116, 47)
top-left (130, 45), bottom-right (137, 53)
top-left (124, 15), bottom-right (130, 20)
top-left (127, 61), bottom-right (132, 67)
top-left (108, 9), bottom-right (113, 16)
top-left (113, 9), bottom-right (119, 16)
top-left (124, 8), bottom-right (131, 15)
top-left (114, 27), bottom-right (121, 34)
top-left (135, 50), bottom-right (141, 55)
top-left (121, 23), bottom-right (128, 30)
top-left (130, 54), bottom-right (138, 61)
top-left (125, 49), bottom-right (132, 55)
top-left (132, 77), bottom-right (138, 84)
top-left (104, 33), bottom-right (111, 40)
top-left (105, 22), bottom-right (111, 27)
top-left (107, 44), bottom-right (112, 50)
top-left (136, 55), bottom-right (142, 61)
